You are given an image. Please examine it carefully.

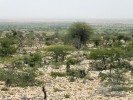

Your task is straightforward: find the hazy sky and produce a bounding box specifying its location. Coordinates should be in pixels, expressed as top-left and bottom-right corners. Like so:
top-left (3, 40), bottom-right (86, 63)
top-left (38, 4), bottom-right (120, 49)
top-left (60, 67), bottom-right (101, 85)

top-left (0, 0), bottom-right (133, 20)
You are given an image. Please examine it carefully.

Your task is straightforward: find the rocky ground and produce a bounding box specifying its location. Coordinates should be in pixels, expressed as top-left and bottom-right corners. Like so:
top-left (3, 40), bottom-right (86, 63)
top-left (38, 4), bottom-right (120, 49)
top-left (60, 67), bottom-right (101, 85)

top-left (0, 60), bottom-right (133, 100)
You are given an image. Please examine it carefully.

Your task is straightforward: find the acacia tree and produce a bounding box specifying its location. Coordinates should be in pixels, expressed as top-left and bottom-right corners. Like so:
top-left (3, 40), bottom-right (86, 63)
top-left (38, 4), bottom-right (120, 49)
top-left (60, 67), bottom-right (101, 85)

top-left (44, 45), bottom-right (75, 62)
top-left (65, 22), bottom-right (93, 49)
top-left (89, 47), bottom-right (132, 87)
top-left (11, 30), bottom-right (28, 54)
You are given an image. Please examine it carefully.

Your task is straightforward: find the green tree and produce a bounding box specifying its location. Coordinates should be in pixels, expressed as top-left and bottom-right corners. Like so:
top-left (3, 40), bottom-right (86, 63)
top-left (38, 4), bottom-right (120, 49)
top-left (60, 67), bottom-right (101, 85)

top-left (44, 45), bottom-right (75, 62)
top-left (65, 22), bottom-right (93, 49)
top-left (89, 47), bottom-right (132, 87)
top-left (24, 53), bottom-right (42, 67)
top-left (89, 48), bottom-right (113, 70)
top-left (0, 37), bottom-right (16, 57)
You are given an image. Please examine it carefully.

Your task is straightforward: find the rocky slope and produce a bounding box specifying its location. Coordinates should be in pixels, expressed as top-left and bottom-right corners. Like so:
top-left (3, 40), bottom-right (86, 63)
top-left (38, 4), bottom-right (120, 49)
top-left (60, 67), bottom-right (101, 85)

top-left (0, 60), bottom-right (133, 100)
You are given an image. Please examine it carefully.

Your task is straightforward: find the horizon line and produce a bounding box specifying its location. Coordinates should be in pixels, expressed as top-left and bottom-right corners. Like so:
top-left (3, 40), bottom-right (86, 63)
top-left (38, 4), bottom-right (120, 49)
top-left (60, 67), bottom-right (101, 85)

top-left (0, 18), bottom-right (133, 24)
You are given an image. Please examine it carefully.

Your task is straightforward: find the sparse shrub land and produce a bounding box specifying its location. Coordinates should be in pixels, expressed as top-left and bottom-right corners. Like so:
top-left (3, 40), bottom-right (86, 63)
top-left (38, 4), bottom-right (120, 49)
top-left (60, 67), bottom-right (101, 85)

top-left (0, 22), bottom-right (133, 99)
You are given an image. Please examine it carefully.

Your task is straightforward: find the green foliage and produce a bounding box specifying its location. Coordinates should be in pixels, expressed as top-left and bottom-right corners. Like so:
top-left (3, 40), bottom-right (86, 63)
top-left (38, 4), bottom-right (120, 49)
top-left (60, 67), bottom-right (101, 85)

top-left (99, 69), bottom-right (128, 86)
top-left (17, 69), bottom-right (37, 86)
top-left (65, 22), bottom-right (93, 49)
top-left (67, 69), bottom-right (77, 77)
top-left (11, 58), bottom-right (25, 69)
top-left (0, 68), bottom-right (43, 87)
top-left (24, 53), bottom-right (42, 67)
top-left (0, 37), bottom-right (17, 56)
top-left (67, 69), bottom-right (86, 78)
top-left (0, 69), bottom-right (9, 81)
top-left (50, 62), bottom-right (64, 69)
top-left (51, 71), bottom-right (66, 78)
top-left (90, 47), bottom-right (125, 61)
top-left (64, 94), bottom-right (70, 98)
top-left (117, 35), bottom-right (125, 41)
top-left (44, 45), bottom-right (75, 62)
top-left (93, 39), bottom-right (100, 47)
top-left (50, 62), bottom-right (64, 66)
top-left (125, 41), bottom-right (133, 58)
top-left (111, 86), bottom-right (133, 92)
top-left (113, 41), bottom-right (123, 47)
top-left (50, 69), bottom-right (86, 78)
top-left (67, 57), bottom-right (80, 65)
top-left (89, 48), bottom-right (123, 71)
top-left (54, 88), bottom-right (63, 92)
top-left (89, 48), bottom-right (113, 60)
top-left (90, 47), bottom-right (132, 87)
top-left (90, 61), bottom-right (106, 71)
top-left (69, 76), bottom-right (75, 82)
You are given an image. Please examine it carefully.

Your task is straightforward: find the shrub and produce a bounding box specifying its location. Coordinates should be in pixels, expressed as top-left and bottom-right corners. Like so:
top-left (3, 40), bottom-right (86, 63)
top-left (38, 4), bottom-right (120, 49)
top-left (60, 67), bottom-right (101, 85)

top-left (50, 62), bottom-right (64, 67)
top-left (54, 88), bottom-right (63, 92)
top-left (111, 86), bottom-right (133, 92)
top-left (89, 48), bottom-right (113, 60)
top-left (90, 47), bottom-right (132, 87)
top-left (51, 71), bottom-right (66, 78)
top-left (1, 87), bottom-right (9, 91)
top-left (44, 45), bottom-right (75, 62)
top-left (67, 69), bottom-right (86, 78)
top-left (69, 76), bottom-right (75, 82)
top-left (67, 69), bottom-right (77, 77)
top-left (24, 52), bottom-right (42, 67)
top-left (90, 61), bottom-right (106, 71)
top-left (67, 57), bottom-right (80, 65)
top-left (50, 62), bottom-right (64, 69)
top-left (0, 68), bottom-right (43, 87)
top-left (64, 94), bottom-right (70, 98)
top-left (0, 37), bottom-right (17, 57)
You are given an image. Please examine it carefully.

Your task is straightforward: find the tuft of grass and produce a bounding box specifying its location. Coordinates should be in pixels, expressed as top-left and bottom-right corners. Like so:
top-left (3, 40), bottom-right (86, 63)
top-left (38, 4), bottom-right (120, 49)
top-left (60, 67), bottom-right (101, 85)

top-left (64, 94), bottom-right (70, 98)
top-left (54, 88), bottom-right (63, 92)
top-left (111, 86), bottom-right (133, 92)
top-left (69, 76), bottom-right (75, 82)
top-left (1, 87), bottom-right (9, 91)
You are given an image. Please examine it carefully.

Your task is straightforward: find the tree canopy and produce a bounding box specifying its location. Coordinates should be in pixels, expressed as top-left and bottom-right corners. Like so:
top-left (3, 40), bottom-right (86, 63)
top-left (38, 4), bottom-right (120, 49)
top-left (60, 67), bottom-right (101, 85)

top-left (65, 22), bottom-right (93, 49)
top-left (44, 45), bottom-right (75, 62)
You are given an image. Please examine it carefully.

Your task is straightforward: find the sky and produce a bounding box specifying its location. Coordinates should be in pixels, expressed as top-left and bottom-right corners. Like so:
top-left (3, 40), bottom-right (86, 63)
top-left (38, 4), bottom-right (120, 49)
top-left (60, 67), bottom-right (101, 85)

top-left (0, 0), bottom-right (133, 20)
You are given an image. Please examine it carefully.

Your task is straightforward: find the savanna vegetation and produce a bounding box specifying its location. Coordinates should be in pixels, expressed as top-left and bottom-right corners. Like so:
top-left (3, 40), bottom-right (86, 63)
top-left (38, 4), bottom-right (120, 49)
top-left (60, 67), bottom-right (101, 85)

top-left (0, 21), bottom-right (133, 98)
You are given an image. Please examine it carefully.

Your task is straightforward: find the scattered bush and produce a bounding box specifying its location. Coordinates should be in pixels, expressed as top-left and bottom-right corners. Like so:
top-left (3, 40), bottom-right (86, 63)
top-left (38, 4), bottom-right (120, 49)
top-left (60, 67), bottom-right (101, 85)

top-left (90, 61), bottom-right (106, 71)
top-left (1, 87), bottom-right (9, 91)
top-left (50, 62), bottom-right (64, 69)
top-left (64, 94), bottom-right (70, 98)
top-left (44, 45), bottom-right (75, 62)
top-left (51, 71), bottom-right (66, 78)
top-left (54, 88), bottom-right (63, 92)
top-left (0, 37), bottom-right (17, 57)
top-left (111, 86), bottom-right (133, 92)
top-left (67, 57), bottom-right (80, 65)
top-left (67, 69), bottom-right (86, 78)
top-left (24, 52), bottom-right (42, 67)
top-left (0, 68), bottom-right (43, 87)
top-left (69, 76), bottom-right (75, 82)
